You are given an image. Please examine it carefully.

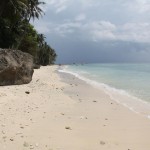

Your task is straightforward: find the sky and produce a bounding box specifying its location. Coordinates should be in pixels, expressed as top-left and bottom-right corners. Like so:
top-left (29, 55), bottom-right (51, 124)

top-left (33, 0), bottom-right (150, 64)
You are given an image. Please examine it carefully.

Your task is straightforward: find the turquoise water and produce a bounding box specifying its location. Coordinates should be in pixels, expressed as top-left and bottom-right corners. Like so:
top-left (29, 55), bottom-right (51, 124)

top-left (59, 63), bottom-right (150, 118)
top-left (65, 63), bottom-right (150, 102)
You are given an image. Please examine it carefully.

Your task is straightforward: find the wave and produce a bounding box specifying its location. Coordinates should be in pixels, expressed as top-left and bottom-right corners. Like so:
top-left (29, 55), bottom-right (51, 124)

top-left (58, 67), bottom-right (150, 119)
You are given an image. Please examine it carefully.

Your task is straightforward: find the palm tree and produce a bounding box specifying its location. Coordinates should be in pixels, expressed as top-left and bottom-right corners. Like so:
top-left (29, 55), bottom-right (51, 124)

top-left (15, 0), bottom-right (45, 49)
top-left (37, 42), bottom-right (57, 65)
top-left (37, 34), bottom-right (45, 47)
top-left (2, 0), bottom-right (45, 23)
top-left (26, 0), bottom-right (45, 21)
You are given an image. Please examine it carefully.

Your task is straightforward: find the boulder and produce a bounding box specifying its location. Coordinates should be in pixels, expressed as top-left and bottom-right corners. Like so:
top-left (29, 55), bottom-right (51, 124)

top-left (0, 49), bottom-right (34, 86)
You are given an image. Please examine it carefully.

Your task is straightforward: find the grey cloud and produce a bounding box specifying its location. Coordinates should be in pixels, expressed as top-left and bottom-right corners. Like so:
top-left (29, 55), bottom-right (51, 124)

top-left (34, 20), bottom-right (150, 43)
top-left (32, 0), bottom-right (150, 63)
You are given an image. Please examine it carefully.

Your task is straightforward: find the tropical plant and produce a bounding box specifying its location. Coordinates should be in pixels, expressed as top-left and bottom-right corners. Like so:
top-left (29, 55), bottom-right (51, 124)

top-left (38, 42), bottom-right (57, 65)
top-left (26, 0), bottom-right (45, 21)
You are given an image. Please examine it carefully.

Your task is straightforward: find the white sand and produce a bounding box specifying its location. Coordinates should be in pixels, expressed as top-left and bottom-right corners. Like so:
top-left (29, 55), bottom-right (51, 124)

top-left (0, 66), bottom-right (150, 150)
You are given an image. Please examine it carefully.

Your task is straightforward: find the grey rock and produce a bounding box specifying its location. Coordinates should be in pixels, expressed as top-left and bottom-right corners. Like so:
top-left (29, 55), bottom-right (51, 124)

top-left (0, 49), bottom-right (34, 86)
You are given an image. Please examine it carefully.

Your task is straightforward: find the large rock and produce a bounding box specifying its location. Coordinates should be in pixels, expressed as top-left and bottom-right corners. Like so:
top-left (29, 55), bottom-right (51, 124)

top-left (0, 49), bottom-right (34, 86)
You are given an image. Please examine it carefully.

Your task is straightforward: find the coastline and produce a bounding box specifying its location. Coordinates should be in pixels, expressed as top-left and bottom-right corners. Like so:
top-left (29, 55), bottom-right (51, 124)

top-left (0, 66), bottom-right (150, 150)
top-left (58, 65), bottom-right (150, 119)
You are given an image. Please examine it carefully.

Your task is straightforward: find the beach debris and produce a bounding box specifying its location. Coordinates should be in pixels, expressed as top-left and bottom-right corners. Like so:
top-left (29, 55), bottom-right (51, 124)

top-left (93, 100), bottom-right (97, 102)
top-left (65, 126), bottom-right (72, 130)
top-left (30, 144), bottom-right (34, 149)
top-left (25, 91), bottom-right (30, 94)
top-left (100, 141), bottom-right (105, 145)
top-left (36, 79), bottom-right (39, 82)
top-left (20, 126), bottom-right (24, 129)
top-left (80, 116), bottom-right (84, 119)
top-left (61, 113), bottom-right (65, 115)
top-left (10, 138), bottom-right (14, 141)
top-left (80, 116), bottom-right (88, 119)
top-left (23, 142), bottom-right (29, 147)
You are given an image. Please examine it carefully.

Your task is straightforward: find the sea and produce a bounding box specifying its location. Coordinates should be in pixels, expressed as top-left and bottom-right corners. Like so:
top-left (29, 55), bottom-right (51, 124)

top-left (58, 63), bottom-right (150, 119)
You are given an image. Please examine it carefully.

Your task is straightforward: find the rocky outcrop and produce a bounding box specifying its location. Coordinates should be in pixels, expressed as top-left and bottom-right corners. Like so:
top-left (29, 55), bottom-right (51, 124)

top-left (0, 49), bottom-right (34, 86)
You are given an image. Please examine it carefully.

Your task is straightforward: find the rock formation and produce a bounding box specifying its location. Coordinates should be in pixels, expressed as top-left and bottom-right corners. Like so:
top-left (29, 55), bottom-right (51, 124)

top-left (0, 49), bottom-right (34, 86)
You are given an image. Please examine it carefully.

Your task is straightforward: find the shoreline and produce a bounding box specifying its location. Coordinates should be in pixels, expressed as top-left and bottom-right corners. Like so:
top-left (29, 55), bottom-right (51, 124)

top-left (58, 66), bottom-right (150, 119)
top-left (0, 66), bottom-right (150, 150)
top-left (58, 69), bottom-right (150, 150)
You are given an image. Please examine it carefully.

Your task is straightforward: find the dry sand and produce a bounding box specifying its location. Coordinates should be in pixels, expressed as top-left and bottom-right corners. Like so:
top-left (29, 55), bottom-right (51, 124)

top-left (0, 65), bottom-right (150, 150)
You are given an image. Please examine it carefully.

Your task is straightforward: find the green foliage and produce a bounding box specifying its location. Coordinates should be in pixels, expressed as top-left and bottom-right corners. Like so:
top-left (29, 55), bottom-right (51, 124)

top-left (0, 18), bottom-right (16, 48)
top-left (38, 42), bottom-right (57, 66)
top-left (0, 0), bottom-right (57, 65)
top-left (18, 24), bottom-right (38, 57)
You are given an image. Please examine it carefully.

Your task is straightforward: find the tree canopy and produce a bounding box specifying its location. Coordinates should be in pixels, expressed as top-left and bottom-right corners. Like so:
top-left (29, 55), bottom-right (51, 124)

top-left (0, 0), bottom-right (57, 65)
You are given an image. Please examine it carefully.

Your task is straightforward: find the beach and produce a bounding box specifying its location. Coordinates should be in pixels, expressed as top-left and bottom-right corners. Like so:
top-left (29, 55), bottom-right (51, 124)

top-left (0, 65), bottom-right (150, 150)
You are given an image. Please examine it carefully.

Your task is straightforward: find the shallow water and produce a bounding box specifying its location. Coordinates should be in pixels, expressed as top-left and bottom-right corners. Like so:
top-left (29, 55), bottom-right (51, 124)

top-left (58, 63), bottom-right (150, 118)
